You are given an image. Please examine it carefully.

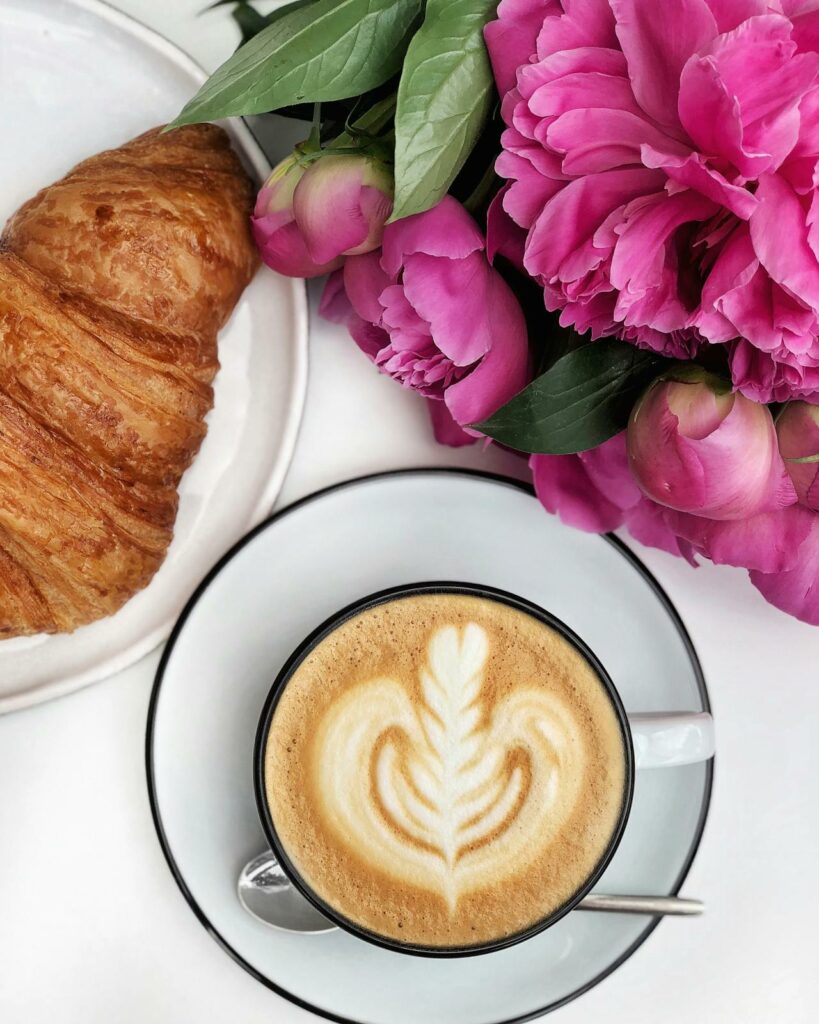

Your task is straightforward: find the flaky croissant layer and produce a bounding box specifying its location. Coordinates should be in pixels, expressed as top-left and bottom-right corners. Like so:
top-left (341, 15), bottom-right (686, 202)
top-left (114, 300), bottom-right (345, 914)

top-left (0, 124), bottom-right (259, 636)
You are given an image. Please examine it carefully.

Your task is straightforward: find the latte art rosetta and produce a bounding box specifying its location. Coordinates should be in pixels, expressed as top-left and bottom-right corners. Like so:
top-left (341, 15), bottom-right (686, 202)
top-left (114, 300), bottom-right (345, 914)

top-left (264, 592), bottom-right (629, 948)
top-left (316, 622), bottom-right (586, 910)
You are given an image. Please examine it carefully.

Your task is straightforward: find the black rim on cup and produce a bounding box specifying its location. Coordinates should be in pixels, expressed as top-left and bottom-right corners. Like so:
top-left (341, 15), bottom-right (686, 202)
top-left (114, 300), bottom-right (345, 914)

top-left (253, 580), bottom-right (637, 958)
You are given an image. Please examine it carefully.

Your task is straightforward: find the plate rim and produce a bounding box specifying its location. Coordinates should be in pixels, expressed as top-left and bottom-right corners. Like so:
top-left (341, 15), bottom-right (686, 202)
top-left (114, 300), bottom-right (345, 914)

top-left (0, 0), bottom-right (309, 713)
top-left (145, 468), bottom-right (714, 1024)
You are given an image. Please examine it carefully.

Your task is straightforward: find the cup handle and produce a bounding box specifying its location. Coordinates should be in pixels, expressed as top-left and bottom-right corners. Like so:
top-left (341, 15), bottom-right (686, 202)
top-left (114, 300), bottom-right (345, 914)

top-left (627, 712), bottom-right (715, 769)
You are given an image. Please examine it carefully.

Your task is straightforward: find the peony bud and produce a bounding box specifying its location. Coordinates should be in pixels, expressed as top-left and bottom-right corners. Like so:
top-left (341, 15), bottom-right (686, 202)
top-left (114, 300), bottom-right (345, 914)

top-left (294, 153), bottom-right (393, 263)
top-left (627, 374), bottom-right (795, 520)
top-left (251, 151), bottom-right (393, 278)
top-left (776, 401), bottom-right (819, 511)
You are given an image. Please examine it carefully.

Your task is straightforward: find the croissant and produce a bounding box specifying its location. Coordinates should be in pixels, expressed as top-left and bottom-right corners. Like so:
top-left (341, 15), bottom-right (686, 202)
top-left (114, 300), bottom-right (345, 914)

top-left (0, 124), bottom-right (258, 637)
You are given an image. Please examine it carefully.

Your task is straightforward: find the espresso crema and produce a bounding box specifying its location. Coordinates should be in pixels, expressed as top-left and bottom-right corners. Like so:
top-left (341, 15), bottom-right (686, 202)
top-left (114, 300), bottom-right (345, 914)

top-left (263, 593), bottom-right (628, 949)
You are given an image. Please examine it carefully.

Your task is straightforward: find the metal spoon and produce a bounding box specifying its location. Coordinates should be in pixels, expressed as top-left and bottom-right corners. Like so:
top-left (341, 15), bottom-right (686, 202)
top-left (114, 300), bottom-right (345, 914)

top-left (238, 851), bottom-right (704, 934)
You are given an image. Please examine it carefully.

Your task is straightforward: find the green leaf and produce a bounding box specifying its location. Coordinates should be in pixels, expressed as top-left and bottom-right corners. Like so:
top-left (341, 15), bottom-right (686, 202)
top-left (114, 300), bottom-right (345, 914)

top-left (172, 0), bottom-right (422, 127)
top-left (391, 0), bottom-right (499, 221)
top-left (476, 340), bottom-right (668, 455)
top-left (329, 93), bottom-right (398, 149)
top-left (204, 0), bottom-right (313, 27)
top-left (232, 3), bottom-right (269, 42)
top-left (787, 453), bottom-right (819, 464)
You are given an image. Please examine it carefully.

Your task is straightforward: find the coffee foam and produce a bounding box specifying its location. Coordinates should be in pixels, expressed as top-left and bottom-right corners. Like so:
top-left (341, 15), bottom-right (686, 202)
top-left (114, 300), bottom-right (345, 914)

top-left (264, 594), bottom-right (628, 949)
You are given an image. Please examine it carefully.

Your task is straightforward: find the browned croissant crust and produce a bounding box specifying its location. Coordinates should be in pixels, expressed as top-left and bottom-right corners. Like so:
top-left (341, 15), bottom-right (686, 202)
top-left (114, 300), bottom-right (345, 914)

top-left (0, 124), bottom-right (258, 636)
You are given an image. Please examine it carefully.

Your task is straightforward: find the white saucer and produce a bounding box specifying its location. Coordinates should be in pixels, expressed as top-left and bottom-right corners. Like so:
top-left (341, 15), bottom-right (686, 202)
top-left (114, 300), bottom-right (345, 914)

top-left (147, 470), bottom-right (712, 1024)
top-left (0, 0), bottom-right (308, 710)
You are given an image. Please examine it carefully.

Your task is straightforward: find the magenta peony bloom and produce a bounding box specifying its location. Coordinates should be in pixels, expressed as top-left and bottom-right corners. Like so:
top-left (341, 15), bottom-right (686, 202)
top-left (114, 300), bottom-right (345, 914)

top-left (627, 375), bottom-right (796, 519)
top-left (319, 197), bottom-right (530, 445)
top-left (252, 152), bottom-right (393, 279)
top-left (486, 0), bottom-right (819, 402)
top-left (776, 399), bottom-right (819, 509)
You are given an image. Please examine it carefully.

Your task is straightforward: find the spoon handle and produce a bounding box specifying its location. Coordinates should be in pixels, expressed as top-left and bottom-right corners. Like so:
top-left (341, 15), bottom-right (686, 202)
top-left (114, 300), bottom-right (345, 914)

top-left (576, 894), bottom-right (703, 915)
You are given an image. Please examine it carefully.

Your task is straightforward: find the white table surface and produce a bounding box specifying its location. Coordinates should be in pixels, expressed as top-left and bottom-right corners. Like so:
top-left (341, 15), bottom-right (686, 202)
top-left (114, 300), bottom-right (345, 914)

top-left (0, 3), bottom-right (817, 1022)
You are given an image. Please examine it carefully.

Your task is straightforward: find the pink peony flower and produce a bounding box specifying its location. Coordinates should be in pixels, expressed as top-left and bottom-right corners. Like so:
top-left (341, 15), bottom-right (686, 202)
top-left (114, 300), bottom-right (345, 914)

top-left (627, 374), bottom-right (796, 518)
top-left (252, 151), bottom-right (393, 278)
top-left (319, 197), bottom-right (530, 445)
top-left (486, 0), bottom-right (819, 402)
top-left (776, 399), bottom-right (819, 509)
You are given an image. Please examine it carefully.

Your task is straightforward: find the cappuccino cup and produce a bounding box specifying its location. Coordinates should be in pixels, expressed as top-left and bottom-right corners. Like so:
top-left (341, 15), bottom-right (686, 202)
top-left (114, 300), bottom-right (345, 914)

top-left (254, 582), bottom-right (714, 957)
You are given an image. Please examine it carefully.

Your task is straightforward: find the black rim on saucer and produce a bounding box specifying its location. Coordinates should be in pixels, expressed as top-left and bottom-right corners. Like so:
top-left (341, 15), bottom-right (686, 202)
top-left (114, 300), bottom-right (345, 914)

top-left (146, 468), bottom-right (713, 1024)
top-left (253, 581), bottom-right (636, 958)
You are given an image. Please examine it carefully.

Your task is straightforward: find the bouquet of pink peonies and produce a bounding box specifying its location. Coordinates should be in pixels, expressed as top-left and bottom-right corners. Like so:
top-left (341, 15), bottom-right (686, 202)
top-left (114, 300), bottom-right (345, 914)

top-left (178, 0), bottom-right (819, 625)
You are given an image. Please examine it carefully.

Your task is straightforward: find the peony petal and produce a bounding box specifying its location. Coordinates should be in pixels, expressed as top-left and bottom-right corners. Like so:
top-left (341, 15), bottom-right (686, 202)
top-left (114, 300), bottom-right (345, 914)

top-left (530, 453), bottom-right (626, 533)
top-left (349, 317), bottom-right (392, 361)
top-left (293, 157), bottom-right (372, 264)
top-left (578, 432), bottom-right (642, 508)
top-left (665, 504), bottom-right (813, 571)
top-left (791, 87), bottom-right (819, 163)
top-left (484, 0), bottom-right (556, 97)
top-left (704, 16), bottom-right (799, 117)
top-left (681, 16), bottom-right (819, 177)
top-left (783, 3), bottom-right (819, 24)
top-left (319, 273), bottom-right (391, 361)
top-left (548, 110), bottom-right (687, 175)
top-left (611, 0), bottom-right (718, 132)
top-left (791, 7), bottom-right (819, 51)
top-left (625, 499), bottom-right (698, 562)
top-left (678, 51), bottom-right (746, 175)
top-left (498, 150), bottom-right (566, 229)
top-left (641, 145), bottom-right (758, 219)
top-left (536, 0), bottom-right (617, 56)
top-left (713, 266), bottom-right (817, 355)
top-left (730, 342), bottom-right (787, 402)
top-left (427, 397), bottom-right (477, 447)
top-left (401, 253), bottom-right (493, 366)
top-left (318, 269), bottom-right (351, 323)
top-left (525, 167), bottom-right (664, 283)
top-left (342, 251), bottom-right (392, 324)
top-left (487, 187), bottom-right (527, 268)
top-left (704, 0), bottom-right (769, 32)
top-left (528, 70), bottom-right (641, 119)
top-left (555, 289), bottom-right (619, 336)
top-left (251, 217), bottom-right (342, 278)
top-left (611, 189), bottom-right (718, 294)
top-left (610, 188), bottom-right (718, 332)
top-left (700, 223), bottom-right (758, 312)
top-left (523, 45), bottom-right (628, 96)
top-left (346, 185), bottom-right (394, 256)
top-left (379, 284), bottom-right (433, 351)
top-left (381, 196), bottom-right (484, 278)
top-left (751, 172), bottom-right (819, 310)
top-left (445, 273), bottom-right (530, 429)
top-left (750, 517), bottom-right (819, 623)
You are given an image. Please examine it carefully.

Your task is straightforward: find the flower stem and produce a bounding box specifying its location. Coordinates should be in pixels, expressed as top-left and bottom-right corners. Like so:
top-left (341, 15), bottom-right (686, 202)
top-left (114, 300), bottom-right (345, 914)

top-left (464, 161), bottom-right (500, 217)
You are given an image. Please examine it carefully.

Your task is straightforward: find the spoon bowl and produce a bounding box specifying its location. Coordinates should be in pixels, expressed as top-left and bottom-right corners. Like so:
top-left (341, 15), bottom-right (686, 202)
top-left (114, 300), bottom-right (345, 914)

top-left (238, 851), bottom-right (335, 933)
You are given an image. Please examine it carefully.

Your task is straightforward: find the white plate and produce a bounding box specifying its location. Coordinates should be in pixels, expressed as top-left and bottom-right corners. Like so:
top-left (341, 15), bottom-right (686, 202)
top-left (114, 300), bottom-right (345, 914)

top-left (0, 0), bottom-right (308, 712)
top-left (147, 470), bottom-right (712, 1024)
